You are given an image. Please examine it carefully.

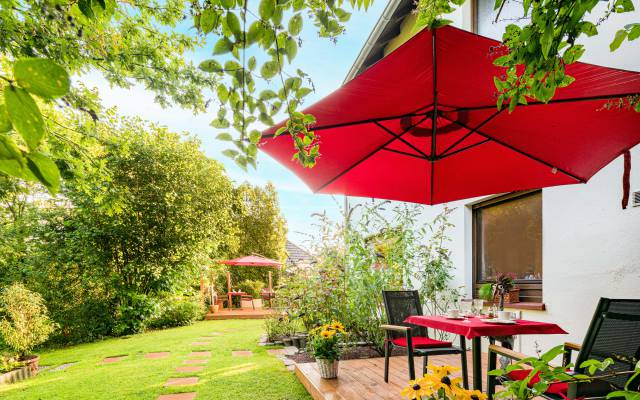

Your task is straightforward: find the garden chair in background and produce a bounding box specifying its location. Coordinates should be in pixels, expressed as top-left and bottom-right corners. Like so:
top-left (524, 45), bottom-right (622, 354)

top-left (381, 290), bottom-right (469, 387)
top-left (487, 298), bottom-right (640, 400)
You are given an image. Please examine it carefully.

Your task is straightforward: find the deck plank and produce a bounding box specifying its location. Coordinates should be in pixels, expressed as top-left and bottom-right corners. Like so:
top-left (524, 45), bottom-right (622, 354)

top-left (295, 353), bottom-right (489, 400)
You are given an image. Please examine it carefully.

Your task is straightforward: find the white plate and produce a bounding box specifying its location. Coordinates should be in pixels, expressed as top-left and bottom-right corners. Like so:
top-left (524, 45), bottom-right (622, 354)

top-left (444, 315), bottom-right (465, 320)
top-left (480, 318), bottom-right (516, 324)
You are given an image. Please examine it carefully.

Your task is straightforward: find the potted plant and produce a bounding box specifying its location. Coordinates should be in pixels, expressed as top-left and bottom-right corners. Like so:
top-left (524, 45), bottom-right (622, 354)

top-left (0, 283), bottom-right (56, 384)
top-left (308, 321), bottom-right (347, 379)
top-left (480, 272), bottom-right (519, 311)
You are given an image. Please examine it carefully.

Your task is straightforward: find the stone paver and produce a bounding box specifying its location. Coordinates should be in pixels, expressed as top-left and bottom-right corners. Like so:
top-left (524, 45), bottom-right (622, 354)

top-left (266, 349), bottom-right (285, 356)
top-left (99, 355), bottom-right (127, 364)
top-left (145, 352), bottom-right (170, 359)
top-left (207, 332), bottom-right (223, 336)
top-left (188, 351), bottom-right (211, 358)
top-left (231, 350), bottom-right (253, 357)
top-left (164, 377), bottom-right (199, 387)
top-left (283, 346), bottom-right (298, 356)
top-left (191, 342), bottom-right (210, 346)
top-left (197, 337), bottom-right (212, 341)
top-left (183, 359), bottom-right (208, 365)
top-left (157, 392), bottom-right (197, 400)
top-left (175, 366), bottom-right (204, 373)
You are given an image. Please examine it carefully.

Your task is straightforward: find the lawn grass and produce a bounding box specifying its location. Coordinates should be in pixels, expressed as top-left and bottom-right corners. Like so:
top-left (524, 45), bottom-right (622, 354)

top-left (0, 319), bottom-right (311, 400)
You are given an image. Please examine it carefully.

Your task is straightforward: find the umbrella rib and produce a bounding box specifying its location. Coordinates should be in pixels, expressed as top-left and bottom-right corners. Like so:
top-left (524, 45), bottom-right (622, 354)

top-left (441, 92), bottom-right (640, 113)
top-left (438, 138), bottom-right (491, 159)
top-left (437, 109), bottom-right (504, 158)
top-left (261, 109), bottom-right (432, 139)
top-left (374, 121), bottom-right (431, 159)
top-left (381, 147), bottom-right (430, 160)
top-left (313, 115), bottom-right (431, 193)
top-left (439, 115), bottom-right (587, 183)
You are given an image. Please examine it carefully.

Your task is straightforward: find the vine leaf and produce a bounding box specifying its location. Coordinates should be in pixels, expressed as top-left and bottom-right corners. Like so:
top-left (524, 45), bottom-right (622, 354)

top-left (26, 152), bottom-right (61, 195)
top-left (0, 134), bottom-right (27, 178)
top-left (4, 87), bottom-right (46, 151)
top-left (14, 58), bottom-right (71, 99)
top-left (0, 104), bottom-right (12, 133)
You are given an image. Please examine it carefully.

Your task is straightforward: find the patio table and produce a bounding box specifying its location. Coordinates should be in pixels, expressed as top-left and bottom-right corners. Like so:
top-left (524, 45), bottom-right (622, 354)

top-left (226, 291), bottom-right (248, 309)
top-left (404, 315), bottom-right (567, 390)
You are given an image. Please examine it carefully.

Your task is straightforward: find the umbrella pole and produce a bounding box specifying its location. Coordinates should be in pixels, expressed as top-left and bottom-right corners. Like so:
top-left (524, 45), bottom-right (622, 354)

top-left (227, 271), bottom-right (231, 309)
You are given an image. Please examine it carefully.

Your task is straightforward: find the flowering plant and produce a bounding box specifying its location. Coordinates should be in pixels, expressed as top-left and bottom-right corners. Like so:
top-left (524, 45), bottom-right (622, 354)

top-left (402, 365), bottom-right (487, 400)
top-left (308, 321), bottom-right (347, 361)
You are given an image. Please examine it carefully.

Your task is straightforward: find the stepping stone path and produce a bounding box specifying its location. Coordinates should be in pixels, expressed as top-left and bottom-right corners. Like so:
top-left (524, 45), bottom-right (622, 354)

top-left (175, 366), bottom-right (204, 373)
top-left (99, 355), bottom-right (127, 364)
top-left (266, 349), bottom-right (285, 356)
top-left (183, 359), bottom-right (208, 365)
top-left (157, 394), bottom-right (196, 400)
top-left (231, 350), bottom-right (253, 357)
top-left (145, 352), bottom-right (170, 359)
top-left (189, 351), bottom-right (211, 358)
top-left (164, 377), bottom-right (199, 387)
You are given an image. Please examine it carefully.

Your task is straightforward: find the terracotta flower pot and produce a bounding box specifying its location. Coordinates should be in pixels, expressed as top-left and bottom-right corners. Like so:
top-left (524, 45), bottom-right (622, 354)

top-left (316, 358), bottom-right (339, 379)
top-left (209, 304), bottom-right (219, 313)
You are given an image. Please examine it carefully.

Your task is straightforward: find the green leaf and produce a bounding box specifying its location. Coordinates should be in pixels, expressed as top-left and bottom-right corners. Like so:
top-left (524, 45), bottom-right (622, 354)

top-left (288, 13), bottom-right (303, 35)
top-left (0, 104), bottom-right (12, 133)
top-left (285, 38), bottom-right (298, 63)
top-left (225, 12), bottom-right (242, 39)
top-left (610, 29), bottom-right (628, 51)
top-left (628, 24), bottom-right (640, 41)
top-left (220, 0), bottom-right (235, 8)
top-left (275, 126), bottom-right (287, 136)
top-left (541, 25), bottom-right (554, 59)
top-left (78, 0), bottom-right (95, 18)
top-left (222, 149), bottom-right (239, 158)
top-left (259, 0), bottom-right (276, 20)
top-left (217, 85), bottom-right (229, 103)
top-left (0, 134), bottom-right (24, 167)
top-left (260, 61), bottom-right (279, 79)
top-left (247, 21), bottom-right (264, 46)
top-left (248, 56), bottom-right (257, 71)
top-left (200, 8), bottom-right (219, 34)
top-left (199, 59), bottom-right (223, 73)
top-left (563, 45), bottom-right (585, 64)
top-left (14, 58), bottom-right (70, 99)
top-left (216, 132), bottom-right (233, 141)
top-left (4, 87), bottom-right (45, 151)
top-left (249, 130), bottom-right (262, 143)
top-left (213, 38), bottom-right (234, 55)
top-left (579, 21), bottom-right (598, 37)
top-left (493, 55), bottom-right (510, 67)
top-left (295, 87), bottom-right (313, 98)
top-left (540, 345), bottom-right (565, 363)
top-left (26, 152), bottom-right (60, 194)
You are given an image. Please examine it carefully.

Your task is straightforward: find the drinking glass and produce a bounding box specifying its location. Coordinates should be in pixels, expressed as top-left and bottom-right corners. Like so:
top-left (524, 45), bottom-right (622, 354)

top-left (460, 300), bottom-right (472, 316)
top-left (473, 299), bottom-right (484, 315)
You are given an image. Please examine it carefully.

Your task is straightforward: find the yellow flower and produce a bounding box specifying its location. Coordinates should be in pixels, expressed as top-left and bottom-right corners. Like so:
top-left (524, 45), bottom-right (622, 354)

top-left (468, 390), bottom-right (487, 400)
top-left (401, 378), bottom-right (431, 399)
top-left (421, 366), bottom-right (464, 398)
top-left (427, 364), bottom-right (460, 376)
top-left (320, 330), bottom-right (335, 339)
top-left (330, 321), bottom-right (345, 332)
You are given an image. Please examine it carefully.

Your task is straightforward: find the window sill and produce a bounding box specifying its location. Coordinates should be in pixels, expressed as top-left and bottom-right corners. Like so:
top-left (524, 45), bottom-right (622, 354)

top-left (502, 302), bottom-right (546, 311)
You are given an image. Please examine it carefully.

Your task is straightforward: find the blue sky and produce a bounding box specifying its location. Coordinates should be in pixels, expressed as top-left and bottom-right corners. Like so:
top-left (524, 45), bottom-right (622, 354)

top-left (83, 3), bottom-right (388, 247)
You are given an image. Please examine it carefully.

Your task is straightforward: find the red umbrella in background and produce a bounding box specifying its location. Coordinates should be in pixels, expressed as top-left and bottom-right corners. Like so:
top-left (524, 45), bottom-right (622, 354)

top-left (260, 25), bottom-right (640, 206)
top-left (219, 255), bottom-right (281, 307)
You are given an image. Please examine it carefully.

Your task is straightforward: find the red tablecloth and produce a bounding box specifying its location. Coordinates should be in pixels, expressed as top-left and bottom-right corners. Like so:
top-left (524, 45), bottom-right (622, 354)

top-left (404, 315), bottom-right (567, 339)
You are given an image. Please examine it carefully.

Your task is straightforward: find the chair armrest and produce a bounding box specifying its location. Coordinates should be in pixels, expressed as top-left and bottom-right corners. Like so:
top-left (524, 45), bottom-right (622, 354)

top-left (488, 344), bottom-right (529, 362)
top-left (564, 342), bottom-right (582, 352)
top-left (380, 324), bottom-right (411, 333)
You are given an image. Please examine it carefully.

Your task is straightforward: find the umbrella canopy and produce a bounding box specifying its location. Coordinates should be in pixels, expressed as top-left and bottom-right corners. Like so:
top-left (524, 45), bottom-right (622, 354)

top-left (219, 255), bottom-right (281, 267)
top-left (260, 25), bottom-right (640, 205)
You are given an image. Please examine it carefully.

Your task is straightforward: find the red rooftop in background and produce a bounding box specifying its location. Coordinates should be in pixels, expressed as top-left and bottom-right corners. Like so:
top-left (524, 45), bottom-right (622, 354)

top-left (260, 25), bottom-right (640, 205)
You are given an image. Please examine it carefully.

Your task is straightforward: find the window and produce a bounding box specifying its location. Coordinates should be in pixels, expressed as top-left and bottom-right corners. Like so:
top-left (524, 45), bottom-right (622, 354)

top-left (473, 191), bottom-right (543, 303)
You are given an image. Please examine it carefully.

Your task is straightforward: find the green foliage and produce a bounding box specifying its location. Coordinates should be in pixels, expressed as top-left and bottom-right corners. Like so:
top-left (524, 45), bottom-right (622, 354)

top-left (147, 294), bottom-right (206, 329)
top-left (0, 283), bottom-right (56, 357)
top-left (238, 280), bottom-right (265, 298)
top-left (233, 182), bottom-right (288, 261)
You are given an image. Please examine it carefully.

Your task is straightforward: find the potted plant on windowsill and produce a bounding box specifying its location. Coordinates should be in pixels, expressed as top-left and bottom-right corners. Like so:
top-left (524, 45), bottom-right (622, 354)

top-left (480, 272), bottom-right (519, 311)
top-left (0, 283), bottom-right (56, 384)
top-left (308, 321), bottom-right (347, 379)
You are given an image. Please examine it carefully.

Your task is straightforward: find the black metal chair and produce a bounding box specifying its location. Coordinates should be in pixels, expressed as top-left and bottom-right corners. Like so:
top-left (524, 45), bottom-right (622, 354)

top-left (381, 290), bottom-right (469, 387)
top-left (488, 298), bottom-right (640, 400)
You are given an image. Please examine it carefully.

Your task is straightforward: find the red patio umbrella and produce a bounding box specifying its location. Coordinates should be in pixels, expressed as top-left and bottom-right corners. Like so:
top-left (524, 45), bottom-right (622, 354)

top-left (218, 255), bottom-right (281, 307)
top-left (260, 25), bottom-right (640, 206)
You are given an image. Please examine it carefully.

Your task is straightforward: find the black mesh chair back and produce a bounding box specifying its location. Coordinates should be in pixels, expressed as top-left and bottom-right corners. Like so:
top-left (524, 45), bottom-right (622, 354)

top-left (575, 298), bottom-right (640, 391)
top-left (382, 290), bottom-right (428, 341)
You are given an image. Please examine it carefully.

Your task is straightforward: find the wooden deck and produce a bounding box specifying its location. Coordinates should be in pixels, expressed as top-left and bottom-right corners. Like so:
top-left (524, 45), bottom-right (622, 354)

top-left (204, 308), bottom-right (277, 320)
top-left (295, 352), bottom-right (488, 400)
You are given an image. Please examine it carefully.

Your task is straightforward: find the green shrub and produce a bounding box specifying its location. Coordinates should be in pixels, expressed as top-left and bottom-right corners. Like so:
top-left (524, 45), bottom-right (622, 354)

top-left (147, 294), bottom-right (205, 329)
top-left (0, 283), bottom-right (56, 357)
top-left (238, 280), bottom-right (265, 298)
top-left (113, 292), bottom-right (156, 336)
